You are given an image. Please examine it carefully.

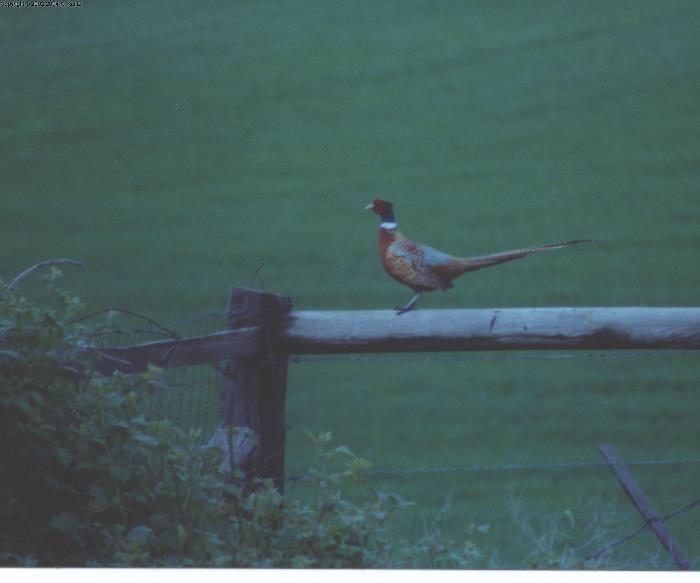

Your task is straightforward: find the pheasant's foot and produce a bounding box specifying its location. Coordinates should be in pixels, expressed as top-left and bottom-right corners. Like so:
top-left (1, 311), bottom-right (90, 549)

top-left (394, 292), bottom-right (422, 315)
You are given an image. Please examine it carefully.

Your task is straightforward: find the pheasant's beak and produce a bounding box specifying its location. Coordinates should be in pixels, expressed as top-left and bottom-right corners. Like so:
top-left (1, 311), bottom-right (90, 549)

top-left (365, 203), bottom-right (374, 211)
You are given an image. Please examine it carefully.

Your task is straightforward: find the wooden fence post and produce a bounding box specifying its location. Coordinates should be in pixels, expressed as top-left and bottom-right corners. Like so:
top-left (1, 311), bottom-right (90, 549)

top-left (223, 287), bottom-right (292, 493)
top-left (599, 443), bottom-right (691, 570)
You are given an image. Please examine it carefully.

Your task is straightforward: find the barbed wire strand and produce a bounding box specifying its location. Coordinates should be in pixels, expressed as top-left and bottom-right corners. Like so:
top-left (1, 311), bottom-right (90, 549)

top-left (287, 350), bottom-right (700, 365)
top-left (371, 457), bottom-right (700, 477)
top-left (585, 494), bottom-right (700, 562)
top-left (286, 457), bottom-right (700, 482)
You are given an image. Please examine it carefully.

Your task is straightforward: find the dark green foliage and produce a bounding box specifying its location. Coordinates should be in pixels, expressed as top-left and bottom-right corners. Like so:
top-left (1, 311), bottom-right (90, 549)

top-left (0, 274), bottom-right (478, 568)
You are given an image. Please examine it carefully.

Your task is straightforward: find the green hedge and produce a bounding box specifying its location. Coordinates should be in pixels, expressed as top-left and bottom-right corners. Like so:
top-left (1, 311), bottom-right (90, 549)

top-left (0, 269), bottom-right (479, 568)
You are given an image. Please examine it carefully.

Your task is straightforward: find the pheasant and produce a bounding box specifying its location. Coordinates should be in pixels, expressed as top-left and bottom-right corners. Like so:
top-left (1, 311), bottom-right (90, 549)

top-left (366, 199), bottom-right (592, 314)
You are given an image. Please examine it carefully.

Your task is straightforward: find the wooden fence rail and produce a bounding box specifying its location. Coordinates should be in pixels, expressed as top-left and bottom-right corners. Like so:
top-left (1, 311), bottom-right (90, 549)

top-left (282, 307), bottom-right (700, 353)
top-left (88, 289), bottom-right (700, 493)
top-left (95, 328), bottom-right (260, 374)
top-left (96, 306), bottom-right (700, 375)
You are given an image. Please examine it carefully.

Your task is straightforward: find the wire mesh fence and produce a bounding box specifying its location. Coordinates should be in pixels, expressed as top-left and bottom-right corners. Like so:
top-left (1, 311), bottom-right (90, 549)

top-left (99, 310), bottom-right (230, 439)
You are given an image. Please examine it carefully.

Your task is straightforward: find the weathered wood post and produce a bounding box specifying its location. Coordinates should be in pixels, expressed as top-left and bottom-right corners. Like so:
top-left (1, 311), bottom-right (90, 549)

top-left (599, 443), bottom-right (691, 570)
top-left (222, 287), bottom-right (292, 492)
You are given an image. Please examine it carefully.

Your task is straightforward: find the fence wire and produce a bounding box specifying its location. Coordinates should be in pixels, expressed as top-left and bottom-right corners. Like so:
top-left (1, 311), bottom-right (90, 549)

top-left (309, 456), bottom-right (700, 480)
top-left (288, 349), bottom-right (700, 365)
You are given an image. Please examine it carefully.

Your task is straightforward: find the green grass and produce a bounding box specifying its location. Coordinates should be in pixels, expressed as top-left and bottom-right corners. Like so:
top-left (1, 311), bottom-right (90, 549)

top-left (2, 0), bottom-right (700, 569)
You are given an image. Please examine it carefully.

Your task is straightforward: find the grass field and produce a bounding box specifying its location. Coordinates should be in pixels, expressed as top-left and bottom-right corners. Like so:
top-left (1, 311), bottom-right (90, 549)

top-left (2, 1), bottom-right (700, 568)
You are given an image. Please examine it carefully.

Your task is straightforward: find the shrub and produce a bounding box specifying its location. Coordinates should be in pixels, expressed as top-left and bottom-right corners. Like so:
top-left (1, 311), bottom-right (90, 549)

top-left (0, 269), bottom-right (479, 568)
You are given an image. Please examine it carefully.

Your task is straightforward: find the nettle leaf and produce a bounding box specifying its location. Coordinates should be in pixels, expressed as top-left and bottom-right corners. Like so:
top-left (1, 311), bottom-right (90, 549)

top-left (110, 465), bottom-right (132, 483)
top-left (132, 432), bottom-right (158, 446)
top-left (349, 457), bottom-right (373, 473)
top-left (49, 511), bottom-right (79, 534)
top-left (55, 447), bottom-right (74, 466)
top-left (0, 350), bottom-right (22, 363)
top-left (127, 526), bottom-right (154, 546)
top-left (36, 314), bottom-right (64, 350)
top-left (109, 419), bottom-right (130, 431)
top-left (177, 524), bottom-right (188, 546)
top-left (11, 395), bottom-right (33, 416)
top-left (333, 445), bottom-right (355, 458)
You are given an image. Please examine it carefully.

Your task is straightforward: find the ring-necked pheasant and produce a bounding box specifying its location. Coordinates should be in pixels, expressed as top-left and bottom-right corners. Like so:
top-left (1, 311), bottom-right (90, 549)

top-left (366, 199), bottom-right (592, 314)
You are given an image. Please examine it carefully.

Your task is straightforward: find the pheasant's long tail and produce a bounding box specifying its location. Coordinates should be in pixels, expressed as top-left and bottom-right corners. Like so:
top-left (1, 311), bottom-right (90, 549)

top-left (459, 239), bottom-right (594, 273)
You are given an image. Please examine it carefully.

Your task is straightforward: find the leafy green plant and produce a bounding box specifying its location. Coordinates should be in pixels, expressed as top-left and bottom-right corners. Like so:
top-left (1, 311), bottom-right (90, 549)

top-left (0, 268), bottom-right (481, 568)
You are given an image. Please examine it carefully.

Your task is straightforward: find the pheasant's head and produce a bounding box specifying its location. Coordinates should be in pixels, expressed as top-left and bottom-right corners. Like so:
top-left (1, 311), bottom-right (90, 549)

top-left (365, 199), bottom-right (396, 226)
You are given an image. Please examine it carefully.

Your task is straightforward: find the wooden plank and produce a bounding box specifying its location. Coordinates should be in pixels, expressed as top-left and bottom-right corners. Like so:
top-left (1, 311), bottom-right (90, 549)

top-left (93, 327), bottom-right (261, 374)
top-left (599, 443), bottom-right (691, 570)
top-left (279, 307), bottom-right (700, 354)
top-left (85, 307), bottom-right (700, 377)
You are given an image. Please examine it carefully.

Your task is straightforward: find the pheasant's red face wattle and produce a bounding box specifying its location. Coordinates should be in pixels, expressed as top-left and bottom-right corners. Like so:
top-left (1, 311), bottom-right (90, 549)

top-left (366, 199), bottom-right (397, 226)
top-left (368, 199), bottom-right (394, 215)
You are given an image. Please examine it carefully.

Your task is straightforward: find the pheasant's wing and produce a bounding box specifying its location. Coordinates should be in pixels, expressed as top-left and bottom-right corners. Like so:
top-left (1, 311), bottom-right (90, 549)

top-left (420, 243), bottom-right (468, 288)
top-left (384, 237), bottom-right (455, 291)
top-left (460, 239), bottom-right (593, 272)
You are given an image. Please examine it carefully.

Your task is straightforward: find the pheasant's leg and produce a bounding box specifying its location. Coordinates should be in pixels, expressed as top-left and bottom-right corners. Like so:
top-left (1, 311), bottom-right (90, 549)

top-left (395, 293), bottom-right (421, 315)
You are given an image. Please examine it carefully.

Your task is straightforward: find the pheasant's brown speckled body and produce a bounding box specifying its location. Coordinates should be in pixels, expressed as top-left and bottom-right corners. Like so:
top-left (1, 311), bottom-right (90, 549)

top-left (379, 228), bottom-right (461, 292)
top-left (367, 198), bottom-right (591, 314)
